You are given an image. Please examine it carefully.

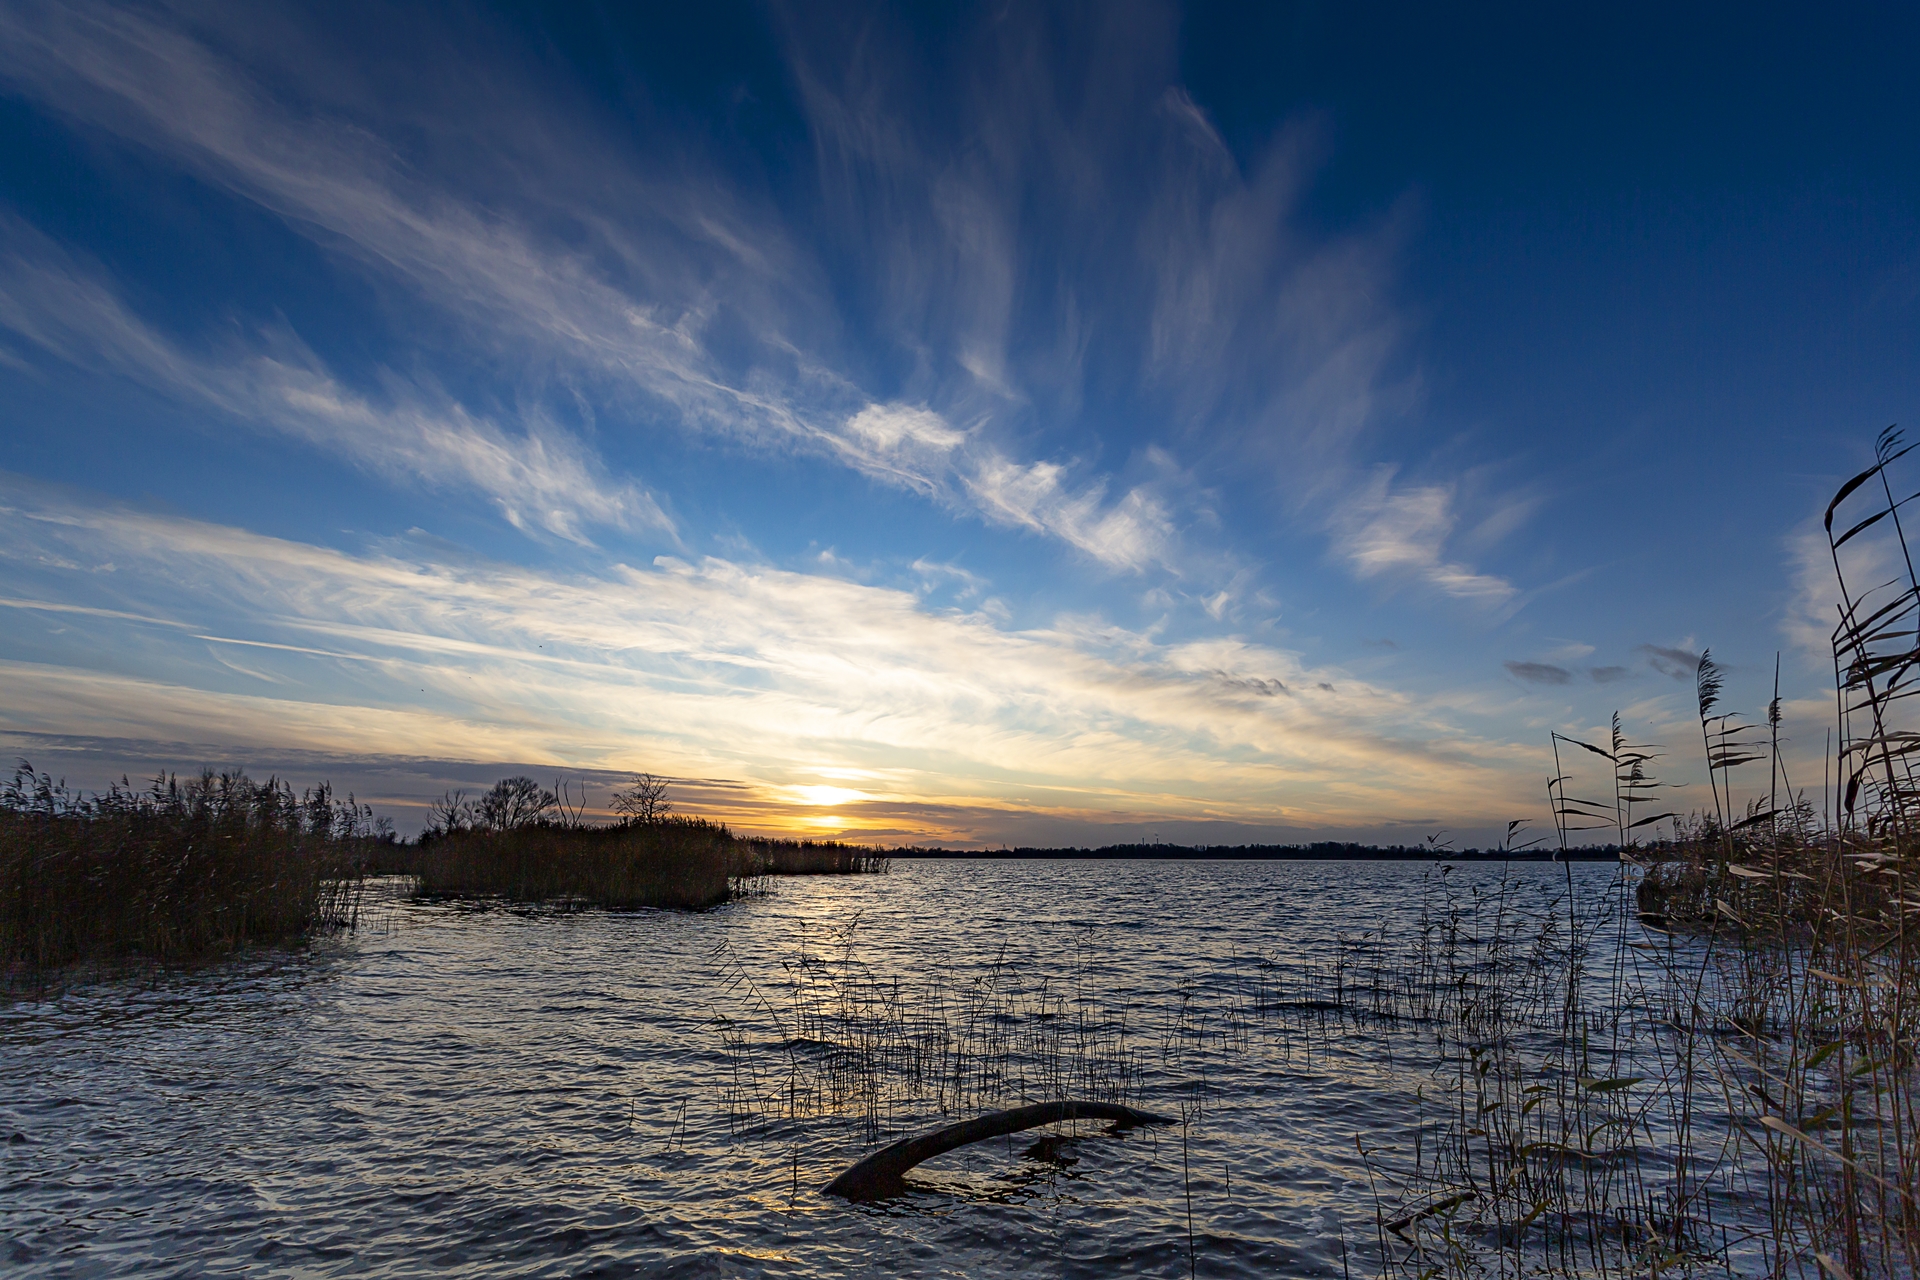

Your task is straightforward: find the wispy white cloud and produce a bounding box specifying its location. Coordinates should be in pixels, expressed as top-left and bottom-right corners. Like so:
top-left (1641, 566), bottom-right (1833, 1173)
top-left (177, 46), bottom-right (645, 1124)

top-left (1330, 470), bottom-right (1517, 604)
top-left (824, 401), bottom-right (1179, 570)
top-left (842, 403), bottom-right (968, 458)
top-left (0, 481), bottom-right (1543, 833)
top-left (962, 450), bottom-right (1176, 571)
top-left (1783, 524), bottom-right (1839, 662)
top-left (782, 6), bottom-right (1423, 570)
top-left (0, 0), bottom-right (1543, 651)
top-left (0, 1), bottom-right (1195, 571)
top-left (0, 1), bottom-right (744, 409)
top-left (908, 556), bottom-right (987, 599)
top-left (1778, 512), bottom-right (1910, 671)
top-left (1140, 92), bottom-right (1409, 465)
top-left (1783, 489), bottom-right (1920, 789)
top-left (0, 220), bottom-right (668, 541)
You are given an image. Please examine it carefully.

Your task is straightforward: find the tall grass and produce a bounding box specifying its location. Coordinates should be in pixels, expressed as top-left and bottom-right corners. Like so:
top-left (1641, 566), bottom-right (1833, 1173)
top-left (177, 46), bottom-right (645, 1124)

top-left (1347, 864), bottom-right (1717, 1277)
top-left (1643, 833), bottom-right (1920, 1279)
top-left (1, 763), bottom-right (372, 971)
top-left (742, 837), bottom-right (891, 876)
top-left (411, 817), bottom-right (742, 910)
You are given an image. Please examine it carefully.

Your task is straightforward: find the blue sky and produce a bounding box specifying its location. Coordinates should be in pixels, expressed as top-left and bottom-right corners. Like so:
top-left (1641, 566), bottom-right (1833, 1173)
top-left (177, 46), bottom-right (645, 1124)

top-left (0, 1), bottom-right (1915, 844)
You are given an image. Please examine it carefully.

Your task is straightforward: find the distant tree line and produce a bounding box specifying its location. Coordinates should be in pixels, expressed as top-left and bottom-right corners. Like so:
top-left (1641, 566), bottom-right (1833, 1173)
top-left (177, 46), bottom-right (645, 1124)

top-left (888, 841), bottom-right (1622, 861)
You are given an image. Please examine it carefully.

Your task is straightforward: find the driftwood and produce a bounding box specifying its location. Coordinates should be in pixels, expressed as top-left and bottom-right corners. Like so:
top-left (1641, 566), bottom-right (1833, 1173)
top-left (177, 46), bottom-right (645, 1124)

top-left (823, 1098), bottom-right (1174, 1201)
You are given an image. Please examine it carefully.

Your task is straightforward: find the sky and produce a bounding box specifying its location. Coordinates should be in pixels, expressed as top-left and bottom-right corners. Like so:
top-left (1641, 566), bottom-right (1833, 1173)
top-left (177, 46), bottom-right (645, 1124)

top-left (0, 1), bottom-right (1915, 845)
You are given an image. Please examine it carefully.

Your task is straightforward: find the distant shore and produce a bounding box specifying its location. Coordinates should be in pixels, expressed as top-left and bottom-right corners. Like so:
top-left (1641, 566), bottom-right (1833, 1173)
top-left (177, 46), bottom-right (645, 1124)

top-left (887, 843), bottom-right (1620, 861)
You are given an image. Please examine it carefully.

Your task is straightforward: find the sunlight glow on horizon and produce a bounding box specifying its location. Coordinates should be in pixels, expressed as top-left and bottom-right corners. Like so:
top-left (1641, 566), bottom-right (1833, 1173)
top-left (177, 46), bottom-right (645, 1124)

top-left (786, 785), bottom-right (870, 808)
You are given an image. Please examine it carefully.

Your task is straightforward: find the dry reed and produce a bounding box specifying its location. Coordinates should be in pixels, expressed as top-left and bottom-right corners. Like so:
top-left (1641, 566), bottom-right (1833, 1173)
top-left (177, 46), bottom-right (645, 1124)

top-left (742, 837), bottom-right (892, 876)
top-left (410, 817), bottom-right (742, 910)
top-left (1, 763), bottom-right (372, 971)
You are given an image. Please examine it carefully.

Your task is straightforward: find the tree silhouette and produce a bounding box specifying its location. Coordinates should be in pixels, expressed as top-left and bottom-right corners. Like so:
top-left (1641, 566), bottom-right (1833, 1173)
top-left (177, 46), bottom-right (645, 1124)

top-left (477, 776), bottom-right (556, 831)
top-left (612, 772), bottom-right (672, 825)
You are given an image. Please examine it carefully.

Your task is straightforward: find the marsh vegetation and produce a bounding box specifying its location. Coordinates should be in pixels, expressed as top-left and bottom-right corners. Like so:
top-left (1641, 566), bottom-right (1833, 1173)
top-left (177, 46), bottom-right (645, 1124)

top-left (407, 774), bottom-right (889, 908)
top-left (411, 817), bottom-right (744, 909)
top-left (3, 767), bottom-right (889, 973)
top-left (0, 765), bottom-right (375, 970)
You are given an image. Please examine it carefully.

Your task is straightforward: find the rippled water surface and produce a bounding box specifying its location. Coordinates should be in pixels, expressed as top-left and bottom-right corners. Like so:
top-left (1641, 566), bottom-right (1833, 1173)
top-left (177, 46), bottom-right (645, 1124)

top-left (3, 859), bottom-right (1625, 1278)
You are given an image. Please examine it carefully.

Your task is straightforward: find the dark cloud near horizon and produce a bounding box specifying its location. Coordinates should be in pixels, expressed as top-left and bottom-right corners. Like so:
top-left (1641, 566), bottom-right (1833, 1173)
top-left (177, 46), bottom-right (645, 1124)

top-left (1639, 644), bottom-right (1701, 680)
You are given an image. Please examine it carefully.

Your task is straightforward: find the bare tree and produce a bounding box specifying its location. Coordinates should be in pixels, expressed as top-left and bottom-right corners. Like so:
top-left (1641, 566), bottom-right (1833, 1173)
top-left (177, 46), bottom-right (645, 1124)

top-left (611, 772), bottom-right (672, 825)
top-left (425, 789), bottom-right (477, 836)
top-left (477, 776), bottom-right (556, 831)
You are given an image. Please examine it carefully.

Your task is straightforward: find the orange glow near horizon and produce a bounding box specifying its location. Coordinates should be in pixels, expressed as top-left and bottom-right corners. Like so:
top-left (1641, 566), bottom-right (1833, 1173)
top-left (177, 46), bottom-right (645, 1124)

top-left (787, 784), bottom-right (869, 807)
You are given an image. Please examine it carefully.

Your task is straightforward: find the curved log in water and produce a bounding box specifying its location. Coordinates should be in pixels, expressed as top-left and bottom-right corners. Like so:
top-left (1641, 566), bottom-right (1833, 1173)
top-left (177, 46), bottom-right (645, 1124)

top-left (823, 1099), bottom-right (1174, 1202)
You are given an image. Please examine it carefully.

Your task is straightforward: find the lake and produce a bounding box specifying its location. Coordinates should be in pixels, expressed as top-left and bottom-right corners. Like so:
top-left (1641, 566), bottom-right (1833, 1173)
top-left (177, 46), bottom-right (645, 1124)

top-left (5, 858), bottom-right (1668, 1278)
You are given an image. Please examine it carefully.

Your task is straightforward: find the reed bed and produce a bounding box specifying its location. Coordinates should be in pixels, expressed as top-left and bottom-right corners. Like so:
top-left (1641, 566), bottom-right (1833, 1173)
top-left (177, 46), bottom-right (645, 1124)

top-left (0, 763), bottom-right (372, 971)
top-left (1351, 864), bottom-right (1731, 1278)
top-left (1350, 840), bottom-right (1914, 1279)
top-left (404, 774), bottom-right (890, 908)
top-left (2, 760), bottom-right (897, 952)
top-left (742, 837), bottom-right (892, 876)
top-left (411, 817), bottom-right (743, 910)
